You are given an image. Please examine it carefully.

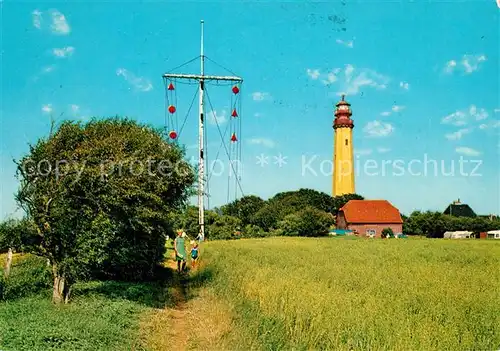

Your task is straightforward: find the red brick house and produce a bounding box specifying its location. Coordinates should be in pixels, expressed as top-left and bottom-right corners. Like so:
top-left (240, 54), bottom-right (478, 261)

top-left (336, 200), bottom-right (403, 238)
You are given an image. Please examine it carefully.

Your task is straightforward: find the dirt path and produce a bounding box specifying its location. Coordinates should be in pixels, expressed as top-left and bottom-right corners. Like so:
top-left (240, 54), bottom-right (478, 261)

top-left (139, 252), bottom-right (233, 350)
top-left (164, 257), bottom-right (189, 351)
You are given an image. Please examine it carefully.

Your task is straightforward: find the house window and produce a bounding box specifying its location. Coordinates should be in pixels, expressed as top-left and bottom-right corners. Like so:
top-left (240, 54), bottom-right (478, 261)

top-left (366, 229), bottom-right (376, 237)
top-left (345, 139), bottom-right (348, 146)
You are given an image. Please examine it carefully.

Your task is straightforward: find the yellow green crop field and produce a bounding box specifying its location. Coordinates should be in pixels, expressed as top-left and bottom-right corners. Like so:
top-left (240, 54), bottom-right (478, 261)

top-left (199, 237), bottom-right (500, 350)
top-left (1, 237), bottom-right (499, 350)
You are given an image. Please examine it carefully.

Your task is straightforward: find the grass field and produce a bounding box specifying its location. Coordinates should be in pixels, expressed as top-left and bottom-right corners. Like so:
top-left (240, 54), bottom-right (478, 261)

top-left (1, 237), bottom-right (499, 350)
top-left (0, 254), bottom-right (176, 350)
top-left (201, 237), bottom-right (500, 350)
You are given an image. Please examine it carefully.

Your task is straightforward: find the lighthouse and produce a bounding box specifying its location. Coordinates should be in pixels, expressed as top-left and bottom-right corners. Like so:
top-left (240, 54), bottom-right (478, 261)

top-left (333, 95), bottom-right (355, 196)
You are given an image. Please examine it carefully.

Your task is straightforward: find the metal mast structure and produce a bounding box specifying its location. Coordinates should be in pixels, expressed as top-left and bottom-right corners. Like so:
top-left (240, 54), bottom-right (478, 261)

top-left (163, 20), bottom-right (243, 241)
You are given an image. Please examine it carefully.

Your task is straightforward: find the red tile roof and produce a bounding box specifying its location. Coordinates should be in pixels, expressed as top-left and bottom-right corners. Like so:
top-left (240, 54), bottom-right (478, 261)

top-left (339, 200), bottom-right (403, 224)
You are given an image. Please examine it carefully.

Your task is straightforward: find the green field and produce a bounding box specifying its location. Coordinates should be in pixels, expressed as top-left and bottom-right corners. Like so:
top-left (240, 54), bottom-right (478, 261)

top-left (1, 237), bottom-right (499, 350)
top-left (0, 255), bottom-right (173, 350)
top-left (202, 237), bottom-right (500, 350)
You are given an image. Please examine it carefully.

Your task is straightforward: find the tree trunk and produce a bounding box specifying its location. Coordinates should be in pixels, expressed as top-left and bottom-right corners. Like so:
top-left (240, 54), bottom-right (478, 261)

top-left (52, 266), bottom-right (71, 304)
top-left (3, 248), bottom-right (13, 279)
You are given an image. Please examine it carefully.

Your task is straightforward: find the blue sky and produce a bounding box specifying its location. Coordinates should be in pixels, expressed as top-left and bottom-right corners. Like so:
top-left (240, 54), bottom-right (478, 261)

top-left (1, 1), bottom-right (499, 220)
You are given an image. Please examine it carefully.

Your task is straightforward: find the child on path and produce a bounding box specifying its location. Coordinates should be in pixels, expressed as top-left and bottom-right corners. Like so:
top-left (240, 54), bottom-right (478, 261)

top-left (196, 232), bottom-right (202, 242)
top-left (190, 240), bottom-right (200, 269)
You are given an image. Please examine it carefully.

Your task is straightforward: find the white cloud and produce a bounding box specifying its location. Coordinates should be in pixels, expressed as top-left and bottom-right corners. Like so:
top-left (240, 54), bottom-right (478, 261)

top-left (33, 65), bottom-right (56, 81)
top-left (32, 10), bottom-right (42, 29)
top-left (32, 9), bottom-right (70, 35)
top-left (68, 104), bottom-right (91, 120)
top-left (116, 68), bottom-right (153, 92)
top-left (478, 120), bottom-right (500, 130)
top-left (42, 65), bottom-right (55, 73)
top-left (444, 54), bottom-right (486, 74)
top-left (462, 54), bottom-right (486, 73)
top-left (469, 105), bottom-right (488, 120)
top-left (308, 64), bottom-right (389, 96)
top-left (354, 149), bottom-right (372, 156)
top-left (455, 147), bottom-right (481, 157)
top-left (254, 113), bottom-right (262, 118)
top-left (50, 10), bottom-right (70, 35)
top-left (41, 104), bottom-right (52, 113)
top-left (306, 69), bottom-right (320, 80)
top-left (52, 46), bottom-right (74, 58)
top-left (444, 60), bottom-right (457, 74)
top-left (70, 104), bottom-right (79, 113)
top-left (247, 137), bottom-right (275, 148)
top-left (379, 105), bottom-right (404, 116)
top-left (251, 92), bottom-right (271, 101)
top-left (344, 64), bottom-right (354, 79)
top-left (399, 81), bottom-right (409, 90)
top-left (442, 111), bottom-right (467, 126)
top-left (441, 105), bottom-right (489, 126)
top-left (336, 39), bottom-right (354, 48)
top-left (445, 128), bottom-right (472, 140)
top-left (377, 147), bottom-right (391, 153)
top-left (363, 120), bottom-right (394, 137)
top-left (340, 65), bottom-right (389, 96)
top-left (494, 108), bottom-right (500, 113)
top-left (208, 110), bottom-right (227, 125)
top-left (321, 69), bottom-right (341, 85)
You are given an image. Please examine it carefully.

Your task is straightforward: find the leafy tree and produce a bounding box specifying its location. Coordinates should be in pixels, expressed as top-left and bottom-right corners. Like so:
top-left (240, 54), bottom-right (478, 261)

top-left (250, 188), bottom-right (348, 231)
top-left (14, 118), bottom-right (195, 303)
top-left (208, 215), bottom-right (242, 240)
top-left (169, 205), bottom-right (218, 239)
top-left (277, 213), bottom-right (301, 236)
top-left (242, 224), bottom-right (268, 238)
top-left (221, 195), bottom-right (265, 226)
top-left (250, 203), bottom-right (283, 231)
top-left (403, 211), bottom-right (500, 237)
top-left (278, 206), bottom-right (334, 237)
top-left (269, 188), bottom-right (339, 213)
top-left (403, 211), bottom-right (426, 235)
top-left (331, 193), bottom-right (364, 213)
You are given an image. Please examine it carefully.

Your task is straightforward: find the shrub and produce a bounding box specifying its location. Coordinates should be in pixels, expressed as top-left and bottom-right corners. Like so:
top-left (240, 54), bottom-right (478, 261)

top-left (251, 204), bottom-right (282, 231)
top-left (243, 224), bottom-right (269, 238)
top-left (278, 213), bottom-right (302, 236)
top-left (0, 218), bottom-right (40, 254)
top-left (0, 255), bottom-right (52, 300)
top-left (382, 228), bottom-right (394, 238)
top-left (221, 196), bottom-right (266, 226)
top-left (278, 207), bottom-right (334, 237)
top-left (208, 215), bottom-right (242, 240)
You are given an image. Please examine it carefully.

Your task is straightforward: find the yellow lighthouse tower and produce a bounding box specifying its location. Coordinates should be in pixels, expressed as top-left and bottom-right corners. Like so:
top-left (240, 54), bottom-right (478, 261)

top-left (333, 95), bottom-right (355, 196)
